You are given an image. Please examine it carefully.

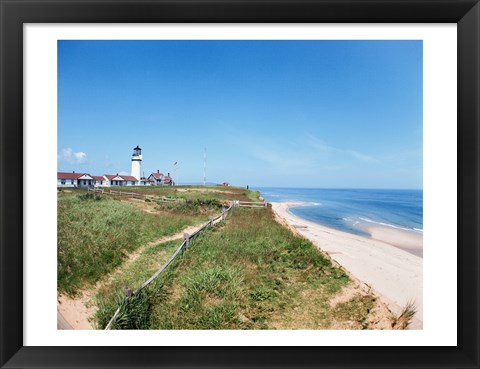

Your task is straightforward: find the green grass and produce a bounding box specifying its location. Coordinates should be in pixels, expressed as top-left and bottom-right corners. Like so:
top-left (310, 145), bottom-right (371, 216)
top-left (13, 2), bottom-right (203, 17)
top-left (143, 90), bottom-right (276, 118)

top-left (332, 295), bottom-right (377, 329)
top-left (108, 185), bottom-right (256, 202)
top-left (94, 239), bottom-right (181, 329)
top-left (392, 300), bottom-right (417, 329)
top-left (57, 192), bottom-right (211, 295)
top-left (154, 198), bottom-right (224, 215)
top-left (245, 190), bottom-right (261, 202)
top-left (95, 207), bottom-right (373, 330)
top-left (60, 188), bottom-right (385, 329)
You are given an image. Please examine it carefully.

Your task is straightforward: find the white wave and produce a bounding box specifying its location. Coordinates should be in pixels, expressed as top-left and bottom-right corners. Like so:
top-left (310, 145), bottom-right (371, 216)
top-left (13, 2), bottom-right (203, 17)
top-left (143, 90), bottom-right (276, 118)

top-left (358, 217), bottom-right (422, 233)
top-left (286, 201), bottom-right (321, 207)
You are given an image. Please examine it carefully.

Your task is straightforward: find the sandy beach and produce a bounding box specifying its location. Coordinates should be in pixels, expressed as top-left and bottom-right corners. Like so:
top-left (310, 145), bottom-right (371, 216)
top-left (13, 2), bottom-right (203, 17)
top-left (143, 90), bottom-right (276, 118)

top-left (271, 201), bottom-right (423, 328)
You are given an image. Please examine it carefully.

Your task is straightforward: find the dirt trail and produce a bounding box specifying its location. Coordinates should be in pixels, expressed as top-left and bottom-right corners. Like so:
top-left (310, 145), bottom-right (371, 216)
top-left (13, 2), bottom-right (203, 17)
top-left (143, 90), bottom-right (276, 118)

top-left (57, 223), bottom-right (205, 330)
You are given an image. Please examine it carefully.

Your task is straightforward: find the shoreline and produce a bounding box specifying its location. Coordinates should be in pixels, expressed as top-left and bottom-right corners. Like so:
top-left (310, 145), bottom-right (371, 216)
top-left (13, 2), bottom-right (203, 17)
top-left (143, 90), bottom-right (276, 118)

top-left (270, 201), bottom-right (423, 328)
top-left (286, 201), bottom-right (423, 257)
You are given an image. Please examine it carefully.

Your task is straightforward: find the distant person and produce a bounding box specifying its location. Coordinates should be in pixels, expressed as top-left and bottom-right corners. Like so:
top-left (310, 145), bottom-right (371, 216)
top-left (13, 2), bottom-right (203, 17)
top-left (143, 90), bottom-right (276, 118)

top-left (247, 185), bottom-right (249, 190)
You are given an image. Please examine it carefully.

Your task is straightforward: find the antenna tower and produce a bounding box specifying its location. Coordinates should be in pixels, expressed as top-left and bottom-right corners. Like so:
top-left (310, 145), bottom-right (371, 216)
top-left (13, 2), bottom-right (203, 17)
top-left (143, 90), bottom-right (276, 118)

top-left (203, 148), bottom-right (207, 186)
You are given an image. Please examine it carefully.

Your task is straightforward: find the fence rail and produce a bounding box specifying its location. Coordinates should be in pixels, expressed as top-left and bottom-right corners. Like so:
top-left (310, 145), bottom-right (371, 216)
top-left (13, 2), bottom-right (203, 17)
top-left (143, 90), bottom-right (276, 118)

top-left (104, 203), bottom-right (233, 330)
top-left (235, 200), bottom-right (267, 208)
top-left (88, 188), bottom-right (268, 208)
top-left (88, 188), bottom-right (182, 202)
top-left (85, 187), bottom-right (267, 329)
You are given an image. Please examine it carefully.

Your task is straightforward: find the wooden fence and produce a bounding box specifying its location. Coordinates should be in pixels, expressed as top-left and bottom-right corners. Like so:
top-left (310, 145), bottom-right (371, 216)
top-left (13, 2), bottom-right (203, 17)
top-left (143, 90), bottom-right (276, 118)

top-left (235, 200), bottom-right (267, 208)
top-left (86, 187), bottom-right (267, 329)
top-left (88, 188), bottom-right (267, 207)
top-left (104, 203), bottom-right (233, 330)
top-left (88, 187), bottom-right (179, 202)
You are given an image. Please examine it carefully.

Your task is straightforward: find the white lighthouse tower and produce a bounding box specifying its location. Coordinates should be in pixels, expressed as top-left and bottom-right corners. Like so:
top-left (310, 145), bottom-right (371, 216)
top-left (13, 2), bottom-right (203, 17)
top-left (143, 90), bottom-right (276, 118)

top-left (131, 145), bottom-right (142, 181)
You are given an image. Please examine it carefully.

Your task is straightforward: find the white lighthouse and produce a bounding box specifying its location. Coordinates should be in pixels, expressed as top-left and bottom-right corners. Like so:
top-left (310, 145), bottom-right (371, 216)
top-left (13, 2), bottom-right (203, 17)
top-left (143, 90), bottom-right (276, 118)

top-left (131, 145), bottom-right (142, 181)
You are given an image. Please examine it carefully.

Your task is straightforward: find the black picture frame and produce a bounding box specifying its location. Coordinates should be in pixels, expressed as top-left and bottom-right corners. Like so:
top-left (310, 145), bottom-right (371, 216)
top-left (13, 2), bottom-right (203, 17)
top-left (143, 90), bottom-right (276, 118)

top-left (1, 1), bottom-right (479, 368)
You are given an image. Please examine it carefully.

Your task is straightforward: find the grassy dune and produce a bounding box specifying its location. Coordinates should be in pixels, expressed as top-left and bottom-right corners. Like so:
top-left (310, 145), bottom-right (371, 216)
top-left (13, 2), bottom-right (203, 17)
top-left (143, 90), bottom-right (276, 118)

top-left (95, 207), bottom-right (384, 330)
top-left (108, 185), bottom-right (258, 202)
top-left (57, 191), bottom-right (215, 295)
top-left (58, 186), bottom-right (390, 329)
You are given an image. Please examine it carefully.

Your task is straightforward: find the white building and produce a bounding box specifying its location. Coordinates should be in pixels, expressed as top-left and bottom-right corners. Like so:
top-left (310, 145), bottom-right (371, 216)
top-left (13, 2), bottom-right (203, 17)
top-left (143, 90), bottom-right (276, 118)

top-left (120, 175), bottom-right (139, 186)
top-left (148, 170), bottom-right (164, 185)
top-left (131, 145), bottom-right (142, 182)
top-left (103, 174), bottom-right (125, 187)
top-left (92, 176), bottom-right (106, 187)
top-left (57, 172), bottom-right (94, 188)
top-left (148, 171), bottom-right (174, 186)
top-left (102, 174), bottom-right (140, 186)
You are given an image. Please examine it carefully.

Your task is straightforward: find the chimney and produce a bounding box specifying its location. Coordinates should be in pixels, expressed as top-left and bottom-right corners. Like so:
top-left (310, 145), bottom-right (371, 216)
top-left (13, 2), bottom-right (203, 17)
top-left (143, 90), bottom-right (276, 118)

top-left (73, 171), bottom-right (75, 173)
top-left (168, 172), bottom-right (170, 176)
top-left (157, 170), bottom-right (159, 174)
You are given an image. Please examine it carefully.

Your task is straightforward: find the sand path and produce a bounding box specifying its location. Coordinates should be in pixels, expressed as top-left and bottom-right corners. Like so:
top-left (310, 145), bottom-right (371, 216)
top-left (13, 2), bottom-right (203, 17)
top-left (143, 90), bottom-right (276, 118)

top-left (57, 223), bottom-right (205, 330)
top-left (271, 201), bottom-right (423, 328)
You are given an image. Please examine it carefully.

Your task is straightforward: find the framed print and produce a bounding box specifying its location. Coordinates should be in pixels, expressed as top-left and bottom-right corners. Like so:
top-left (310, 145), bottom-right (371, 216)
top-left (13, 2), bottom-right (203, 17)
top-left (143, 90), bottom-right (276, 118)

top-left (1, 0), bottom-right (479, 368)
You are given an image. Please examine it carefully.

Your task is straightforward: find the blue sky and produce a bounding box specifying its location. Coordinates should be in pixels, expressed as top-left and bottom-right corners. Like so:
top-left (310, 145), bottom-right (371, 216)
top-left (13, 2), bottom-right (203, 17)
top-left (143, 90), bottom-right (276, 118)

top-left (58, 40), bottom-right (422, 189)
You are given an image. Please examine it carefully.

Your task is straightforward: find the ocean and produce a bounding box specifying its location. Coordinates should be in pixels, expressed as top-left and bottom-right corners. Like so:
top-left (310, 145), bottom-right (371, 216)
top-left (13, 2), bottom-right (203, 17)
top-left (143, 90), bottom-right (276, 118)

top-left (256, 188), bottom-right (423, 237)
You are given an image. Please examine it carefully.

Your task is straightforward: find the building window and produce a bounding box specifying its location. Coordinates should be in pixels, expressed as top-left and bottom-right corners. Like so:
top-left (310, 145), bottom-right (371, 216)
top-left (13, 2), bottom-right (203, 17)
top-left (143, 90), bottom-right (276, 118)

top-left (61, 179), bottom-right (66, 185)
top-left (70, 179), bottom-right (74, 184)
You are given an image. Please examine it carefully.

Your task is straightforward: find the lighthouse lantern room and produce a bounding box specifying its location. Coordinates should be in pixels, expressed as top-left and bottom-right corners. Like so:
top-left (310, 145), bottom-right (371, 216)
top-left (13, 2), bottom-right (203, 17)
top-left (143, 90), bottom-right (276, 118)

top-left (131, 145), bottom-right (142, 181)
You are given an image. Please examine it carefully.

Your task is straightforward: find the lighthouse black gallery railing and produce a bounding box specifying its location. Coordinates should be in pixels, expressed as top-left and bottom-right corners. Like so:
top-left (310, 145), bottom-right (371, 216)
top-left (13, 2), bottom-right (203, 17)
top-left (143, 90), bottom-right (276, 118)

top-left (104, 202), bottom-right (234, 330)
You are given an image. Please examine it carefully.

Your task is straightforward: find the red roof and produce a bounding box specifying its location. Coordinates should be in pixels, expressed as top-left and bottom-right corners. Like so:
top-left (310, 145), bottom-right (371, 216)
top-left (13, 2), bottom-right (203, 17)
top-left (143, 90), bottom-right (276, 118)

top-left (58, 172), bottom-right (83, 179)
top-left (91, 176), bottom-right (105, 181)
top-left (105, 174), bottom-right (123, 181)
top-left (121, 175), bottom-right (138, 181)
top-left (150, 172), bottom-right (164, 179)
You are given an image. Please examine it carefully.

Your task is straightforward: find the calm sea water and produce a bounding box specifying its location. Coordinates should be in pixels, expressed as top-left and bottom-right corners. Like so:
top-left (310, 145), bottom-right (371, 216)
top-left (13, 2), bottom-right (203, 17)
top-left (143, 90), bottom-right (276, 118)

top-left (256, 188), bottom-right (423, 237)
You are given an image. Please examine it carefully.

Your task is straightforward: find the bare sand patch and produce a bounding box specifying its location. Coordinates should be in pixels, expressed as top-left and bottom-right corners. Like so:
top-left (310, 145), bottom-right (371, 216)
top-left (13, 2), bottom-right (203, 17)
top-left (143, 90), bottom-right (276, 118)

top-left (365, 225), bottom-right (423, 257)
top-left (57, 223), bottom-right (206, 330)
top-left (58, 293), bottom-right (95, 329)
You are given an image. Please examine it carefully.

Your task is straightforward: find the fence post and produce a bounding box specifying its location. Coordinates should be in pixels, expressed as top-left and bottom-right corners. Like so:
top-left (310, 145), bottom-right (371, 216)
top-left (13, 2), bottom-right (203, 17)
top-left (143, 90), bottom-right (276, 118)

top-left (104, 203), bottom-right (236, 330)
top-left (123, 286), bottom-right (132, 298)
